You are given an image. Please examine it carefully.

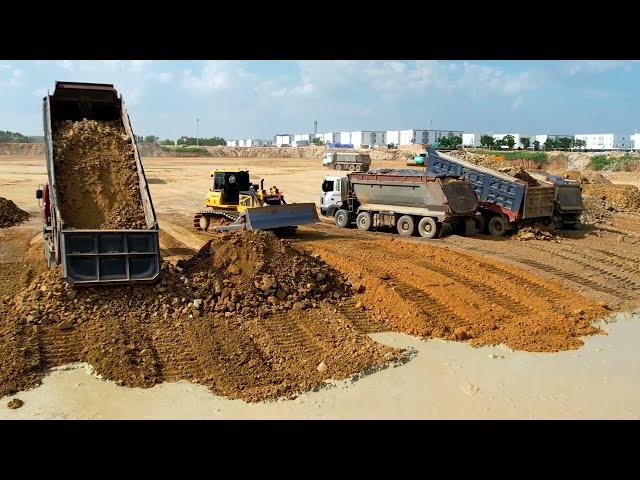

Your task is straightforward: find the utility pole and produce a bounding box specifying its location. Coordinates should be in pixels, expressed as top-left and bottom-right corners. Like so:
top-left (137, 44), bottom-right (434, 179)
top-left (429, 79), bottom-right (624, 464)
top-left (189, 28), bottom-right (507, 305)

top-left (314, 120), bottom-right (317, 135)
top-left (196, 118), bottom-right (199, 147)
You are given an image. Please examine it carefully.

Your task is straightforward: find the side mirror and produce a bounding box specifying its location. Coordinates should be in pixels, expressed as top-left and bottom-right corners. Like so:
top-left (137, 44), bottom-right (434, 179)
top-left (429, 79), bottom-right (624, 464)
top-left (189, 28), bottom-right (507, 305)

top-left (36, 189), bottom-right (43, 199)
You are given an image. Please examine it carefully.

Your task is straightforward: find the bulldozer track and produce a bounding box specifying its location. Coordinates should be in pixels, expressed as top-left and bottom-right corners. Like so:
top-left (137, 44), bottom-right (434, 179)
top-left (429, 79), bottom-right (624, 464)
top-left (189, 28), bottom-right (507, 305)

top-left (153, 324), bottom-right (207, 380)
top-left (388, 278), bottom-right (469, 328)
top-left (449, 249), bottom-right (568, 301)
top-left (335, 299), bottom-right (388, 333)
top-left (524, 243), bottom-right (640, 292)
top-left (193, 210), bottom-right (239, 231)
top-left (449, 242), bottom-right (631, 299)
top-left (413, 260), bottom-right (535, 316)
top-left (258, 312), bottom-right (324, 358)
top-left (38, 327), bottom-right (80, 368)
top-left (582, 246), bottom-right (640, 269)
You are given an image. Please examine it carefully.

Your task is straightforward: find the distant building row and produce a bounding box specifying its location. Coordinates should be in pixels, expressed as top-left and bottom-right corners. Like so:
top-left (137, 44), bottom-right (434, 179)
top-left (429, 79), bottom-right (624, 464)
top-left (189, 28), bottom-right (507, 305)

top-left (269, 129), bottom-right (463, 148)
top-left (463, 132), bottom-right (640, 150)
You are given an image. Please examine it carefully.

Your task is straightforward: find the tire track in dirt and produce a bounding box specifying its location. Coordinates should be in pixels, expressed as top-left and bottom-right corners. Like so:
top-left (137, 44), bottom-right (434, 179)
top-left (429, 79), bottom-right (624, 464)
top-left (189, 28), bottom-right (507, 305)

top-left (38, 327), bottom-right (79, 368)
top-left (525, 243), bottom-right (640, 290)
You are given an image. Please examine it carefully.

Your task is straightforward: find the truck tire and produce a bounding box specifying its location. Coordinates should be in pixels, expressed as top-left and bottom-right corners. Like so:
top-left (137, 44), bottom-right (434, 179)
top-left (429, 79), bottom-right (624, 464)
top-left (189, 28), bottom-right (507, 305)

top-left (417, 217), bottom-right (438, 239)
top-left (336, 164), bottom-right (343, 170)
top-left (355, 164), bottom-right (362, 172)
top-left (488, 215), bottom-right (508, 237)
top-left (348, 164), bottom-right (355, 171)
top-left (334, 209), bottom-right (350, 228)
top-left (356, 212), bottom-right (372, 231)
top-left (475, 214), bottom-right (488, 234)
top-left (396, 215), bottom-right (415, 237)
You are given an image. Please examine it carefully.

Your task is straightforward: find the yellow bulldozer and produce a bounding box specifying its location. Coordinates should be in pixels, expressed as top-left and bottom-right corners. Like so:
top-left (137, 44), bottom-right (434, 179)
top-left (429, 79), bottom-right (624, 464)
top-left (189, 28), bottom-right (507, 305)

top-left (193, 169), bottom-right (318, 234)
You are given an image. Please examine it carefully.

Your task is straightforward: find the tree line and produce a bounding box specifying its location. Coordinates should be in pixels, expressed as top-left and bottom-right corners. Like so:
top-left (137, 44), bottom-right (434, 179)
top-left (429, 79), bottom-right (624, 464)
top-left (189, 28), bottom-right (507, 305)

top-left (478, 135), bottom-right (587, 151)
top-left (138, 135), bottom-right (226, 146)
top-left (0, 131), bottom-right (44, 143)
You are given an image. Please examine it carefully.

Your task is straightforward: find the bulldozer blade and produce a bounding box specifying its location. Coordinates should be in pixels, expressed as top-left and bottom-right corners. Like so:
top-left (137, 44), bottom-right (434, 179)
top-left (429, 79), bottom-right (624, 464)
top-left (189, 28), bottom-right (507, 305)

top-left (245, 203), bottom-right (318, 231)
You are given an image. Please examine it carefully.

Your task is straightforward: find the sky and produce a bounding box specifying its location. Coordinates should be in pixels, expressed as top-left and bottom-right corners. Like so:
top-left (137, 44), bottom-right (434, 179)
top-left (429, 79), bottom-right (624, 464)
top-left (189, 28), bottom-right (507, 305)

top-left (0, 60), bottom-right (638, 139)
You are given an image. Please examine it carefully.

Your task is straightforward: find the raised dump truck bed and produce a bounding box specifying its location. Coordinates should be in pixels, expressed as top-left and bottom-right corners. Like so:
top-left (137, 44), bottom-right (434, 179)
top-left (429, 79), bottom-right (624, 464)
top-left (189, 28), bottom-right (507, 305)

top-left (40, 81), bottom-right (160, 285)
top-left (425, 149), bottom-right (556, 236)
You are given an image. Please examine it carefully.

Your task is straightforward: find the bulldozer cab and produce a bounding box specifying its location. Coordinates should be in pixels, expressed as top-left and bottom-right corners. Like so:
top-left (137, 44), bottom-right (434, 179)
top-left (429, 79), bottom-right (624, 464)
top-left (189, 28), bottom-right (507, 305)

top-left (211, 170), bottom-right (251, 205)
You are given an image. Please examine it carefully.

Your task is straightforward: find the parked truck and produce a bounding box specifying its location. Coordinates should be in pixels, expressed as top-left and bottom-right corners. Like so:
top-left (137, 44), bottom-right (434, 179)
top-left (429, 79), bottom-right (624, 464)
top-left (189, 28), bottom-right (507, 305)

top-left (320, 171), bottom-right (479, 238)
top-left (322, 152), bottom-right (371, 172)
top-left (37, 81), bottom-right (160, 285)
top-left (424, 149), bottom-right (557, 236)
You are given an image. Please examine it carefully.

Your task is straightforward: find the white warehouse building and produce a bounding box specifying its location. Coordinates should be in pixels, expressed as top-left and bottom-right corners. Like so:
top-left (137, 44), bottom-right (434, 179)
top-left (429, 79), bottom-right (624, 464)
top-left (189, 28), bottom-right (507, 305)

top-left (319, 132), bottom-right (341, 144)
top-left (339, 131), bottom-right (352, 145)
top-left (399, 129), bottom-right (464, 145)
top-left (275, 134), bottom-right (293, 147)
top-left (293, 133), bottom-right (316, 146)
top-left (631, 133), bottom-right (640, 150)
top-left (573, 133), bottom-right (631, 150)
top-left (227, 140), bottom-right (238, 147)
top-left (350, 131), bottom-right (386, 148)
top-left (462, 133), bottom-right (491, 147)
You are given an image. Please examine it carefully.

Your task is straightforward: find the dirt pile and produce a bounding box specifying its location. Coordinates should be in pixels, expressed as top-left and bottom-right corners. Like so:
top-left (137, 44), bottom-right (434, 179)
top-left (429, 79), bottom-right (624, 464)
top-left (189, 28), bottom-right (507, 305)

top-left (181, 231), bottom-right (352, 316)
top-left (0, 197), bottom-right (29, 228)
top-left (0, 143), bottom-right (44, 156)
top-left (447, 150), bottom-right (539, 185)
top-left (513, 225), bottom-right (559, 242)
top-left (582, 184), bottom-right (640, 213)
top-left (0, 231), bottom-right (401, 402)
top-left (556, 170), bottom-right (612, 185)
top-left (53, 119), bottom-right (146, 229)
top-left (581, 196), bottom-right (615, 224)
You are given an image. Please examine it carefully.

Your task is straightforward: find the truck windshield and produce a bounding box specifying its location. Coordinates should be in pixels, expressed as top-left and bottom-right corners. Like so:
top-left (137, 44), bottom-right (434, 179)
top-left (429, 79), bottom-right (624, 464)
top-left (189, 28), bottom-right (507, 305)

top-left (322, 180), bottom-right (335, 192)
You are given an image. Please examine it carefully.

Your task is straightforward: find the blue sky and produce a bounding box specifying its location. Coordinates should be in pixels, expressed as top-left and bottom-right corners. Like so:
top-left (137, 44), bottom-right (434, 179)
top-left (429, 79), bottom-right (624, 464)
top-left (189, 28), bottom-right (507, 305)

top-left (0, 60), bottom-right (638, 139)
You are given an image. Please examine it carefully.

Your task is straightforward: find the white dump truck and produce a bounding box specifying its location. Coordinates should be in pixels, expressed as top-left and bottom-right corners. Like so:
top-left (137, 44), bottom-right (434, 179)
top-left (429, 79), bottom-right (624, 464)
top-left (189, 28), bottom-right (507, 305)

top-left (322, 152), bottom-right (371, 172)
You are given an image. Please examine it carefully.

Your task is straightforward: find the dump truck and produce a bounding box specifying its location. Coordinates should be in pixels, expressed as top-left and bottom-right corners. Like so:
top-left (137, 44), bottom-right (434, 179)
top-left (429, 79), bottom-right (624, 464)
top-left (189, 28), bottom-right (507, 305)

top-left (527, 171), bottom-right (584, 229)
top-left (37, 81), bottom-right (160, 285)
top-left (424, 149), bottom-right (557, 236)
top-left (322, 152), bottom-right (371, 172)
top-left (320, 170), bottom-right (479, 238)
top-left (193, 169), bottom-right (318, 235)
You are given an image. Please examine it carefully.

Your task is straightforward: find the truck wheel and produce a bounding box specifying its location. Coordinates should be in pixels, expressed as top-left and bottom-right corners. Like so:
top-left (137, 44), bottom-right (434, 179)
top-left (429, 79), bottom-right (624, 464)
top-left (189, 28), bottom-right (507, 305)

top-left (417, 217), bottom-right (438, 239)
top-left (334, 209), bottom-right (350, 228)
top-left (336, 164), bottom-right (343, 170)
top-left (396, 215), bottom-right (415, 237)
top-left (488, 216), bottom-right (508, 237)
top-left (356, 212), bottom-right (372, 231)
top-left (348, 164), bottom-right (355, 171)
top-left (355, 164), bottom-right (361, 172)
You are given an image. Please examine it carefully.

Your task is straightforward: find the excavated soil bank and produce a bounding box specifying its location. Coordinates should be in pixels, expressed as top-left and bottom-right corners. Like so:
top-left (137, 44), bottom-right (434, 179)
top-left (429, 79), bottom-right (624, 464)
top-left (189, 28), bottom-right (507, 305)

top-left (296, 227), bottom-right (610, 352)
top-left (446, 150), bottom-right (539, 185)
top-left (0, 197), bottom-right (29, 228)
top-left (581, 184), bottom-right (640, 214)
top-left (0, 231), bottom-right (401, 402)
top-left (53, 119), bottom-right (146, 229)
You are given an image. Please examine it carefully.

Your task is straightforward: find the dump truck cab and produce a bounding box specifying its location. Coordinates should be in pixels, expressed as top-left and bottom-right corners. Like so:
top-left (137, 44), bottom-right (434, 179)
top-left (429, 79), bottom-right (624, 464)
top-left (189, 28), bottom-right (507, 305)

top-left (320, 174), bottom-right (348, 217)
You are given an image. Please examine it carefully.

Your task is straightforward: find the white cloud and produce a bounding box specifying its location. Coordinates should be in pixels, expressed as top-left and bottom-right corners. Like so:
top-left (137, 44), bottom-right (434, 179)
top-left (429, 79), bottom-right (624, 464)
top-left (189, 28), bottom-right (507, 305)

top-left (511, 95), bottom-right (524, 110)
top-left (182, 61), bottom-right (253, 93)
top-left (0, 64), bottom-right (23, 87)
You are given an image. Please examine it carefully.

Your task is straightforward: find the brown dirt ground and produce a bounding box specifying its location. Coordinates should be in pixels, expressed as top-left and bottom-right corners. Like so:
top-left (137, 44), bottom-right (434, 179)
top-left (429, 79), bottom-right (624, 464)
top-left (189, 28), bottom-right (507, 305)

top-left (52, 119), bottom-right (146, 229)
top-left (292, 224), bottom-right (609, 352)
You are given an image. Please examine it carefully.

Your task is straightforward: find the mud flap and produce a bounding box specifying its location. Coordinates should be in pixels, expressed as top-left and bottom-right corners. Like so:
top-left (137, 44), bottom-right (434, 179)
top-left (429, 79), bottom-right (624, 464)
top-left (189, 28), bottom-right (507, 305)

top-left (464, 218), bottom-right (477, 237)
top-left (213, 203), bottom-right (318, 232)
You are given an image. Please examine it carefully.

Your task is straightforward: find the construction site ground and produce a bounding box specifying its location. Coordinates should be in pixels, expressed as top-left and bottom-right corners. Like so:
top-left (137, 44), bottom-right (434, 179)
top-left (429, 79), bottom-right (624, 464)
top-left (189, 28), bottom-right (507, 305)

top-left (1, 154), bottom-right (639, 419)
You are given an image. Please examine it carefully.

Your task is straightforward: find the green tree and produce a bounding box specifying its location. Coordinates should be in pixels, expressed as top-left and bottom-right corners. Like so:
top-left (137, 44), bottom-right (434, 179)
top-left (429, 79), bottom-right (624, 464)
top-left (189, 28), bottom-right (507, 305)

top-left (574, 139), bottom-right (586, 150)
top-left (544, 138), bottom-right (556, 151)
top-left (533, 140), bottom-right (540, 151)
top-left (555, 137), bottom-right (573, 150)
top-left (503, 135), bottom-right (516, 150)
top-left (312, 137), bottom-right (324, 146)
top-left (520, 137), bottom-right (530, 149)
top-left (144, 135), bottom-right (159, 144)
top-left (160, 139), bottom-right (174, 145)
top-left (494, 138), bottom-right (505, 149)
top-left (480, 135), bottom-right (495, 149)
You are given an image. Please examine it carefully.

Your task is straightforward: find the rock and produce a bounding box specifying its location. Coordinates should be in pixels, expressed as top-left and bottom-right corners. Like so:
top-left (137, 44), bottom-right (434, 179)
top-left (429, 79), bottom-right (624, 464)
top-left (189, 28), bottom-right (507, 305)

top-left (193, 298), bottom-right (203, 309)
top-left (384, 352), bottom-right (395, 361)
top-left (7, 399), bottom-right (24, 409)
top-left (268, 296), bottom-right (280, 306)
top-left (596, 301), bottom-right (611, 310)
top-left (352, 283), bottom-right (366, 293)
top-left (379, 273), bottom-right (391, 280)
top-left (58, 320), bottom-right (74, 331)
top-left (316, 361), bottom-right (327, 373)
top-left (452, 327), bottom-right (469, 340)
top-left (354, 302), bottom-right (363, 310)
top-left (275, 288), bottom-right (287, 300)
top-left (293, 302), bottom-right (303, 310)
top-left (261, 275), bottom-right (278, 291)
top-left (573, 308), bottom-right (585, 316)
top-left (227, 264), bottom-right (241, 275)
top-left (191, 309), bottom-right (201, 319)
top-left (316, 272), bottom-right (326, 282)
top-left (66, 290), bottom-right (77, 300)
top-left (221, 287), bottom-right (230, 300)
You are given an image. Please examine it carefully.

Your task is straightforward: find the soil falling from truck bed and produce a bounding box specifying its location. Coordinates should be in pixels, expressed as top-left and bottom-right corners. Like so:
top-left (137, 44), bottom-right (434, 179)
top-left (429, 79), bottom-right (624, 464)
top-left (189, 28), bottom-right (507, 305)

top-left (53, 119), bottom-right (146, 229)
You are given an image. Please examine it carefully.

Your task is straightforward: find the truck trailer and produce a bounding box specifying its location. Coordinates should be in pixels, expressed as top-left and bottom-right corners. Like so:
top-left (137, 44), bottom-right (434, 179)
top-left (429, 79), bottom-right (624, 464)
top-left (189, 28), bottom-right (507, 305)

top-left (424, 149), bottom-right (558, 236)
top-left (37, 81), bottom-right (160, 285)
top-left (320, 171), bottom-right (479, 238)
top-left (322, 152), bottom-right (371, 172)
